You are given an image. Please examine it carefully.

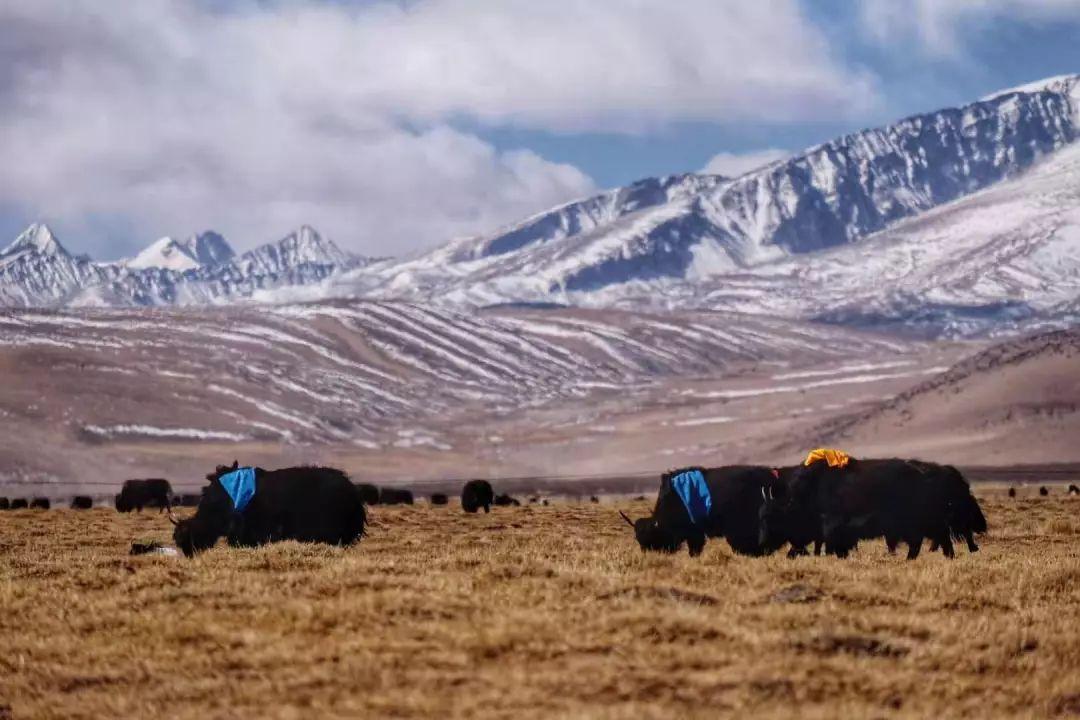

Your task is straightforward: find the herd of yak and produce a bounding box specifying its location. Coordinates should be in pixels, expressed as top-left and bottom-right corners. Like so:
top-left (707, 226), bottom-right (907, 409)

top-left (5, 453), bottom-right (1079, 559)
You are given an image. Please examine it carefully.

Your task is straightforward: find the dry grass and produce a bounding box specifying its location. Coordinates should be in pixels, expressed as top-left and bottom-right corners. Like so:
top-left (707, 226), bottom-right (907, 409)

top-left (2, 493), bottom-right (1080, 719)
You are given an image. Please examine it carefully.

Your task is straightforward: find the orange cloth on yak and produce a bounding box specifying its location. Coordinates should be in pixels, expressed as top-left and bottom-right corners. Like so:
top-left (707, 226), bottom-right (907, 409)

top-left (804, 448), bottom-right (851, 468)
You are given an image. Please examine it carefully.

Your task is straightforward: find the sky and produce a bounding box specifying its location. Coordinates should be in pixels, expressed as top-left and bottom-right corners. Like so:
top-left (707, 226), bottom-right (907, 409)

top-left (1, 0), bottom-right (1079, 260)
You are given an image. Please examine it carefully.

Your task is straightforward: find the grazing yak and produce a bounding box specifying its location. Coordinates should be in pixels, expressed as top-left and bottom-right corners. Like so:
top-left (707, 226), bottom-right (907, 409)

top-left (176, 493), bottom-right (202, 507)
top-left (620, 466), bottom-right (777, 557)
top-left (430, 493), bottom-right (449, 506)
top-left (354, 483), bottom-right (380, 505)
top-left (760, 452), bottom-right (985, 560)
top-left (171, 462), bottom-right (366, 557)
top-left (0, 498), bottom-right (9, 510)
top-left (115, 479), bottom-right (174, 513)
top-left (378, 487), bottom-right (414, 505)
top-left (30, 497), bottom-right (51, 510)
top-left (1040, 486), bottom-right (1050, 496)
top-left (494, 493), bottom-right (521, 507)
top-left (1008, 487), bottom-right (1017, 498)
top-left (462, 480), bottom-right (494, 513)
top-left (10, 498), bottom-right (28, 509)
top-left (70, 496), bottom-right (94, 510)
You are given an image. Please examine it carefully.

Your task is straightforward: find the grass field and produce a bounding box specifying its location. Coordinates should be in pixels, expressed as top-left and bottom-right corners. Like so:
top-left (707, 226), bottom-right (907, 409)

top-left (2, 492), bottom-right (1079, 719)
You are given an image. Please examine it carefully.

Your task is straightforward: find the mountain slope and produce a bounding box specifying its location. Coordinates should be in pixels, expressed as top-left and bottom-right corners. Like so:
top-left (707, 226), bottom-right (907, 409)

top-left (808, 328), bottom-right (1080, 463)
top-left (339, 74), bottom-right (1080, 325)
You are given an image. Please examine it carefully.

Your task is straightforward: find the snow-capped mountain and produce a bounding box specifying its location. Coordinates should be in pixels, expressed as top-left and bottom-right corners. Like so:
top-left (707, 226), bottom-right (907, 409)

top-left (0, 224), bottom-right (363, 307)
top-left (2, 74), bottom-right (1079, 340)
top-left (126, 231), bottom-right (234, 271)
top-left (330, 73), bottom-right (1080, 335)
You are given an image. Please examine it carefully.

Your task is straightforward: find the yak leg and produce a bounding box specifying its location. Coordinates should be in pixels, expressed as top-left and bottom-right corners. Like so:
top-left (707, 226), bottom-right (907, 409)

top-left (813, 540), bottom-right (822, 556)
top-left (687, 530), bottom-right (707, 558)
top-left (787, 546), bottom-right (809, 559)
top-left (905, 535), bottom-right (923, 560)
top-left (886, 535), bottom-right (899, 555)
top-left (965, 532), bottom-right (979, 553)
top-left (928, 538), bottom-right (940, 552)
top-left (938, 534), bottom-right (955, 559)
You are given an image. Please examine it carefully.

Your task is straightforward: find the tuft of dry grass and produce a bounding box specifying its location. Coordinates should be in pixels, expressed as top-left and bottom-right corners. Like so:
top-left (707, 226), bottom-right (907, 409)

top-left (2, 494), bottom-right (1080, 719)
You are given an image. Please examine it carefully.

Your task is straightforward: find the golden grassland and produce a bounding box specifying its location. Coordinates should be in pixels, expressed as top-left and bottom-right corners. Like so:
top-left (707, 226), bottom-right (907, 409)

top-left (1, 491), bottom-right (1080, 719)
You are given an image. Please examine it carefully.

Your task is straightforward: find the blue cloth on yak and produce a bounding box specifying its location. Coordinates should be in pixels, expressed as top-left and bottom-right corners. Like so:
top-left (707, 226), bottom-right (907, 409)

top-left (218, 467), bottom-right (256, 512)
top-left (671, 469), bottom-right (711, 525)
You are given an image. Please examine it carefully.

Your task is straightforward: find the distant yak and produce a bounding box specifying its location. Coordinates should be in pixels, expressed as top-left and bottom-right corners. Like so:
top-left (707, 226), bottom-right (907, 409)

top-left (0, 497), bottom-right (9, 510)
top-left (494, 493), bottom-right (520, 507)
top-left (30, 497), bottom-right (51, 510)
top-left (589, 496), bottom-right (600, 504)
top-left (462, 480), bottom-right (494, 514)
top-left (70, 496), bottom-right (94, 510)
top-left (171, 462), bottom-right (366, 557)
top-left (115, 478), bottom-right (173, 513)
top-left (430, 493), bottom-right (449, 506)
top-left (1069, 484), bottom-right (1079, 496)
top-left (1008, 487), bottom-right (1017, 498)
top-left (176, 493), bottom-right (202, 507)
top-left (378, 487), bottom-right (414, 505)
top-left (1040, 486), bottom-right (1050, 496)
top-left (10, 498), bottom-right (28, 509)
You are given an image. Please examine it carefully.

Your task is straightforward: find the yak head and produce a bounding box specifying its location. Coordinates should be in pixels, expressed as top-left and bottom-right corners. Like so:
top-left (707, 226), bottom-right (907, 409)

top-left (170, 462), bottom-right (240, 557)
top-left (619, 511), bottom-right (681, 553)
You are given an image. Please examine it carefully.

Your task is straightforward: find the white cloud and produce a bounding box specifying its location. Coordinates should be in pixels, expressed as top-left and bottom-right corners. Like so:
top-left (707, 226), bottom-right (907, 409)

top-left (859, 0), bottom-right (1080, 56)
top-left (701, 149), bottom-right (790, 178)
top-left (0, 0), bottom-right (877, 258)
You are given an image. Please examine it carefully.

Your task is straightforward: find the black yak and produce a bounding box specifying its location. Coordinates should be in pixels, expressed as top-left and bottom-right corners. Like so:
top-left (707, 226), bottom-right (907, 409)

top-left (115, 479), bottom-right (173, 512)
top-left (10, 498), bottom-right (28, 509)
top-left (909, 461), bottom-right (986, 554)
top-left (70, 496), bottom-right (94, 510)
top-left (378, 487), bottom-right (414, 505)
top-left (1008, 487), bottom-right (1017, 498)
top-left (760, 456), bottom-right (961, 560)
top-left (0, 498), bottom-right (9, 510)
top-left (1040, 486), bottom-right (1049, 496)
top-left (171, 462), bottom-right (366, 558)
top-left (30, 497), bottom-right (50, 510)
top-left (462, 480), bottom-right (494, 514)
top-left (430, 493), bottom-right (449, 505)
top-left (589, 496), bottom-right (600, 504)
top-left (494, 493), bottom-right (520, 507)
top-left (354, 483), bottom-right (380, 505)
top-left (620, 466), bottom-right (778, 557)
top-left (1069, 485), bottom-right (1079, 496)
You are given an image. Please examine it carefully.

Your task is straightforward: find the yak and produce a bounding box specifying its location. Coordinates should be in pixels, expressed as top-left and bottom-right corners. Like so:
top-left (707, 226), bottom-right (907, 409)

top-left (1008, 487), bottom-right (1017, 498)
top-left (354, 483), bottom-right (380, 505)
top-left (494, 493), bottom-right (521, 507)
top-left (115, 479), bottom-right (173, 513)
top-left (620, 466), bottom-right (778, 557)
top-left (70, 496), bottom-right (94, 510)
top-left (378, 487), bottom-right (414, 505)
top-left (430, 493), bottom-right (449, 506)
top-left (1069, 485), bottom-right (1079, 496)
top-left (462, 480), bottom-right (494, 514)
top-left (758, 466), bottom-right (824, 558)
top-left (0, 498), bottom-right (9, 510)
top-left (10, 498), bottom-right (28, 509)
top-left (908, 461), bottom-right (986, 554)
top-left (30, 497), bottom-right (50, 510)
top-left (171, 462), bottom-right (366, 558)
top-left (1040, 486), bottom-right (1050, 496)
top-left (759, 457), bottom-right (963, 560)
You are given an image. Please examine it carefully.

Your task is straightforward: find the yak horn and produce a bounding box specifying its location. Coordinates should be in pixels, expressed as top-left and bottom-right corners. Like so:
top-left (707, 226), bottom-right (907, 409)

top-left (761, 487), bottom-right (767, 501)
top-left (618, 510), bottom-right (635, 528)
